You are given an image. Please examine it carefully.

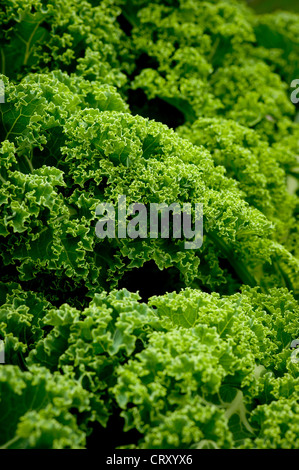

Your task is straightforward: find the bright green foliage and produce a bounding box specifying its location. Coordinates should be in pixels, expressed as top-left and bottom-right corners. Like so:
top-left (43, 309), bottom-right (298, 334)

top-left (1, 285), bottom-right (298, 449)
top-left (243, 398), bottom-right (299, 449)
top-left (0, 0), bottom-right (298, 450)
top-left (112, 285), bottom-right (299, 448)
top-left (177, 118), bottom-right (298, 251)
top-left (0, 0), bottom-right (130, 86)
top-left (253, 11), bottom-right (299, 83)
top-left (124, 2), bottom-right (296, 128)
top-left (0, 365), bottom-right (90, 448)
top-left (1, 75), bottom-right (298, 300)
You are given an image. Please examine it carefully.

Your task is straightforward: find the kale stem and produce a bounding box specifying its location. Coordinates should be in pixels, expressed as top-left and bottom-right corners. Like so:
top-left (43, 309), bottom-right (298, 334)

top-left (0, 173), bottom-right (6, 184)
top-left (207, 231), bottom-right (257, 288)
top-left (25, 154), bottom-right (34, 173)
top-left (0, 435), bottom-right (23, 449)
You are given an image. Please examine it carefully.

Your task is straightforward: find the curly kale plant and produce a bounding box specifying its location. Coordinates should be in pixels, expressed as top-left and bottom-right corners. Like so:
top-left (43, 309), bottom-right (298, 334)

top-left (0, 0), bottom-right (298, 450)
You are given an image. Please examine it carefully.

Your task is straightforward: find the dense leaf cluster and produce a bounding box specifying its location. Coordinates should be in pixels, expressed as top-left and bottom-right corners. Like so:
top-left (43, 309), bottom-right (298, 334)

top-left (0, 0), bottom-right (298, 449)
